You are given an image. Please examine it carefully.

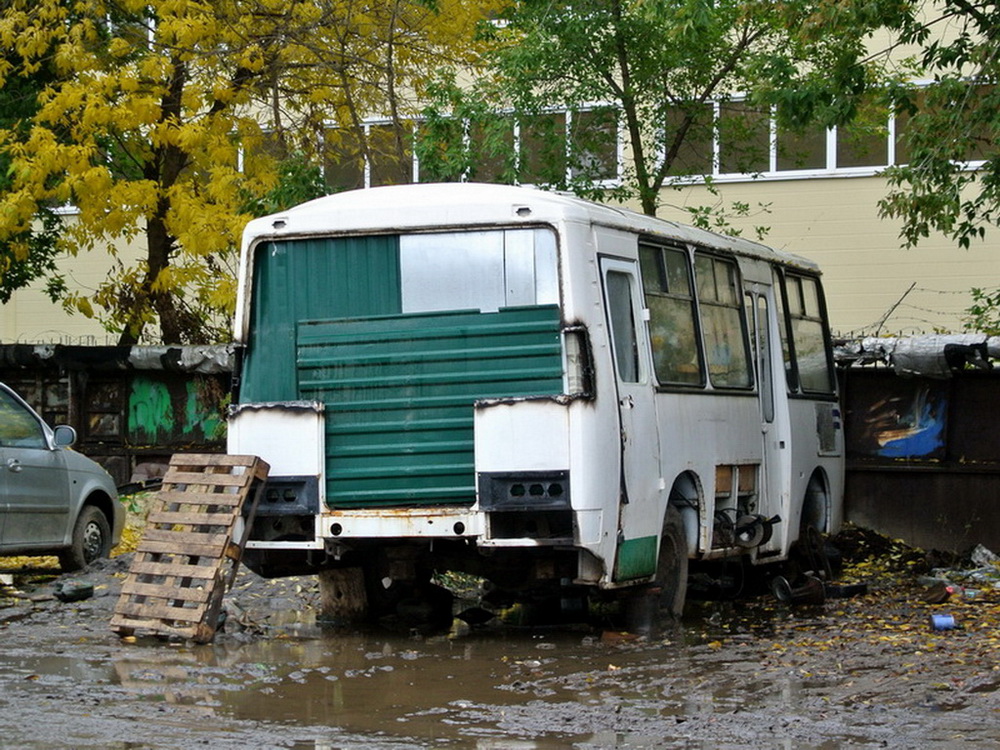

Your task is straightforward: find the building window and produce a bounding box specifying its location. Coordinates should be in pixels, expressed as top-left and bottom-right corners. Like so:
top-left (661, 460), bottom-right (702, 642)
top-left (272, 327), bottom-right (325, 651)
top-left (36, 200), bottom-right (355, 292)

top-left (717, 100), bottom-right (770, 175)
top-left (323, 126), bottom-right (366, 192)
top-left (368, 123), bottom-right (413, 187)
top-left (675, 82), bottom-right (990, 182)
top-left (570, 108), bottom-right (619, 181)
top-left (519, 112), bottom-right (568, 185)
top-left (776, 122), bottom-right (826, 172)
top-left (319, 107), bottom-right (619, 191)
top-left (665, 102), bottom-right (715, 178)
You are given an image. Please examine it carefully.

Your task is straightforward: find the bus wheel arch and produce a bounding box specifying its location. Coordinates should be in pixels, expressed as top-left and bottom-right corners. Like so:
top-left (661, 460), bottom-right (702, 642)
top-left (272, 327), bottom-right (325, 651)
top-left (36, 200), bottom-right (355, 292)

top-left (800, 469), bottom-right (831, 535)
top-left (656, 472), bottom-right (702, 617)
top-left (791, 469), bottom-right (838, 581)
top-left (669, 471), bottom-right (701, 558)
top-left (654, 505), bottom-right (689, 618)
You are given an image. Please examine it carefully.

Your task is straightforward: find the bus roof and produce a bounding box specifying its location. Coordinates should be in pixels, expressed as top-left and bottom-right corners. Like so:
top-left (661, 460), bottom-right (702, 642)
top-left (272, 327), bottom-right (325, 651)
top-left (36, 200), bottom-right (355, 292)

top-left (241, 183), bottom-right (819, 272)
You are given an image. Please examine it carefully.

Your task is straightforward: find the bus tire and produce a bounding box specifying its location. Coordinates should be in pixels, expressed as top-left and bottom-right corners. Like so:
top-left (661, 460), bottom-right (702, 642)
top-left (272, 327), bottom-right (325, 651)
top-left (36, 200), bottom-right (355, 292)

top-left (656, 505), bottom-right (689, 618)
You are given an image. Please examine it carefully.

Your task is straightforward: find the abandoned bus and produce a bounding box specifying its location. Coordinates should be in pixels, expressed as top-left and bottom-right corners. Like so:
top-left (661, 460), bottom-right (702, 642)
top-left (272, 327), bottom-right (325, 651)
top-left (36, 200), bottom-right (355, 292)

top-left (228, 182), bottom-right (843, 620)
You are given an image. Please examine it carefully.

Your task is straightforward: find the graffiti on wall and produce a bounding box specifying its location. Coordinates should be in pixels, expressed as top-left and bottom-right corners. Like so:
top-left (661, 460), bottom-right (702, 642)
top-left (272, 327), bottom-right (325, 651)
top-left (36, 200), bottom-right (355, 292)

top-left (857, 381), bottom-right (948, 460)
top-left (127, 376), bottom-right (225, 446)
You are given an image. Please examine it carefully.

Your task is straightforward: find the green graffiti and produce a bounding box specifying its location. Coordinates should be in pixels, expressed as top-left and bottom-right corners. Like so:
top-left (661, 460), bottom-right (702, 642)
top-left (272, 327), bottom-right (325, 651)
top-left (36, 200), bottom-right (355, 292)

top-left (128, 377), bottom-right (224, 445)
top-left (184, 381), bottom-right (223, 438)
top-left (128, 379), bottom-right (175, 443)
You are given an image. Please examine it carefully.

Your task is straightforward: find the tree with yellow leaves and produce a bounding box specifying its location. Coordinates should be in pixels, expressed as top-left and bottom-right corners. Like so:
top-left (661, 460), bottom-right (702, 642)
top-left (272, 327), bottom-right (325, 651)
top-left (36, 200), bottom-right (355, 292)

top-left (0, 0), bottom-right (494, 344)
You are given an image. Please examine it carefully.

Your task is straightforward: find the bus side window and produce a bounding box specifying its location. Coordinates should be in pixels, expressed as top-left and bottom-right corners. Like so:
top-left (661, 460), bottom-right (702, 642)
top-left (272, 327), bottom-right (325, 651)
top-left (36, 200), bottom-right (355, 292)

top-left (606, 270), bottom-right (640, 383)
top-left (695, 254), bottom-right (752, 388)
top-left (787, 274), bottom-right (835, 394)
top-left (639, 244), bottom-right (703, 386)
top-left (772, 268), bottom-right (797, 391)
top-left (747, 294), bottom-right (775, 422)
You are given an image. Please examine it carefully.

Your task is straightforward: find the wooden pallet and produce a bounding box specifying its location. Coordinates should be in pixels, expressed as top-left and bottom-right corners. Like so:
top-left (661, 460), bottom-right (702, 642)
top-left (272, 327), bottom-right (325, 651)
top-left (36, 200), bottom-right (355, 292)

top-left (110, 453), bottom-right (270, 643)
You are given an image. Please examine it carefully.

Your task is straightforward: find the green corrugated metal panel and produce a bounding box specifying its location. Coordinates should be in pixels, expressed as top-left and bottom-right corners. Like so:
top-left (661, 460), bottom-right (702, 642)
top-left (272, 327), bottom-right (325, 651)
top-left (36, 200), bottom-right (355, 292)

top-left (297, 305), bottom-right (564, 508)
top-left (241, 236), bottom-right (401, 403)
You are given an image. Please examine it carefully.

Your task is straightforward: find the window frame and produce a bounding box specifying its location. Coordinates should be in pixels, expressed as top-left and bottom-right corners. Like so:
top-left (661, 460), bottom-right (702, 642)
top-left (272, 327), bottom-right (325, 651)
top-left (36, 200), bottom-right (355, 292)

top-left (692, 251), bottom-right (755, 391)
top-left (666, 80), bottom-right (990, 185)
top-left (639, 241), bottom-right (707, 388)
top-left (772, 267), bottom-right (837, 397)
top-left (316, 106), bottom-right (622, 191)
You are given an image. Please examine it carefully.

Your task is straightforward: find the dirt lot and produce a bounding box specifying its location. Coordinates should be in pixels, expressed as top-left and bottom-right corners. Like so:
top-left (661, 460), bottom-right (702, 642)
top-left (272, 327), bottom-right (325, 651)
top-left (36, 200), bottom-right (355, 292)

top-left (1, 527), bottom-right (999, 749)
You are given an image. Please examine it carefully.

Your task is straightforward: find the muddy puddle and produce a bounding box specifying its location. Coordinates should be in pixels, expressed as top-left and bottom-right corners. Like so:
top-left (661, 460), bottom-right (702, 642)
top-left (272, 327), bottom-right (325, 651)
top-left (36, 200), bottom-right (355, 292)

top-left (2, 565), bottom-right (999, 749)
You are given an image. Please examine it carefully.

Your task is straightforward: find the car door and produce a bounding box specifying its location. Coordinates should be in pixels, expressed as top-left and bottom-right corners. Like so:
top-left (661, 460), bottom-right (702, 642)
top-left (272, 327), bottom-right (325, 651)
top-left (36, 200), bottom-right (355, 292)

top-left (0, 387), bottom-right (71, 548)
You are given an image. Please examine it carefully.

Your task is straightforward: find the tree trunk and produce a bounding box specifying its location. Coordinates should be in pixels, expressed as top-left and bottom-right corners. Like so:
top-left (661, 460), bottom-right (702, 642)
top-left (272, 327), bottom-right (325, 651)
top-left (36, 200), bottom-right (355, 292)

top-left (117, 55), bottom-right (191, 346)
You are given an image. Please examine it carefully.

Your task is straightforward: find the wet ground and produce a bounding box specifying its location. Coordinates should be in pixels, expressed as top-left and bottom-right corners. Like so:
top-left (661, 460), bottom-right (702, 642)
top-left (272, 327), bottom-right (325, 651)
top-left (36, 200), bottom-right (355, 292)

top-left (2, 532), bottom-right (1000, 749)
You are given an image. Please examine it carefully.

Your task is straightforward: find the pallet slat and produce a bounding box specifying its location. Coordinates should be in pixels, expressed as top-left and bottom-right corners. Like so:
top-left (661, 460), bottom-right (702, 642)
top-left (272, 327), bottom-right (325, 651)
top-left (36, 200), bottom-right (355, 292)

top-left (147, 510), bottom-right (238, 527)
top-left (127, 560), bottom-right (219, 580)
top-left (154, 490), bottom-right (245, 507)
top-left (135, 539), bottom-right (228, 558)
top-left (110, 453), bottom-right (269, 644)
top-left (170, 453), bottom-right (264, 468)
top-left (114, 599), bottom-right (209, 621)
top-left (162, 471), bottom-right (253, 488)
top-left (121, 580), bottom-right (213, 603)
top-left (141, 528), bottom-right (231, 548)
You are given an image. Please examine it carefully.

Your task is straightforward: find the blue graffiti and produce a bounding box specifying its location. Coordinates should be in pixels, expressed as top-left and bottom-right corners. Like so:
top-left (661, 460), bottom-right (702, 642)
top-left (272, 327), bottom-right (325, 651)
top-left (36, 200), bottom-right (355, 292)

top-left (878, 397), bottom-right (945, 458)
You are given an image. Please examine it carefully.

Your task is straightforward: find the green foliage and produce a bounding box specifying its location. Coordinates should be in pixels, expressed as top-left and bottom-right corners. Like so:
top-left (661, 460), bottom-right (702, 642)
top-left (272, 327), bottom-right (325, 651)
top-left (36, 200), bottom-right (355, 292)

top-left (963, 288), bottom-right (1000, 336)
top-left (0, 48), bottom-right (64, 303)
top-left (242, 154), bottom-right (329, 218)
top-left (418, 0), bottom-right (904, 225)
top-left (879, 35), bottom-right (1000, 249)
top-left (0, 210), bottom-right (64, 305)
top-left (683, 194), bottom-right (771, 242)
top-left (0, 0), bottom-right (497, 345)
top-left (757, 0), bottom-right (1000, 251)
top-left (415, 74), bottom-right (518, 185)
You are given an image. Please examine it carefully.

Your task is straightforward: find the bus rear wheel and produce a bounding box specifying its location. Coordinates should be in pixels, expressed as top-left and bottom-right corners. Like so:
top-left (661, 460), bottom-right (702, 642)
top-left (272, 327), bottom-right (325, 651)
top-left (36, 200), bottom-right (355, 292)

top-left (655, 505), bottom-right (689, 618)
top-left (624, 505), bottom-right (689, 632)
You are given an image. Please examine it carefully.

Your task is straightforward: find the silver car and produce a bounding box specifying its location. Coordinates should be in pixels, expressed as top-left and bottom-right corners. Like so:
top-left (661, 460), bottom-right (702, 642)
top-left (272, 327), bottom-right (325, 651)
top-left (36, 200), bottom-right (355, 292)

top-left (1, 382), bottom-right (123, 571)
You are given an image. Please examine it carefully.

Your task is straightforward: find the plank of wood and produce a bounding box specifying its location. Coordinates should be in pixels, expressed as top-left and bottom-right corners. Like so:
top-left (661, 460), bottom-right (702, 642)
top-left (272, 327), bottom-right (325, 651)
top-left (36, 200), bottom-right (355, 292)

top-left (127, 560), bottom-right (219, 579)
top-left (114, 599), bottom-right (208, 622)
top-left (169, 454), bottom-right (265, 468)
top-left (120, 580), bottom-right (213, 603)
top-left (141, 528), bottom-right (230, 547)
top-left (135, 539), bottom-right (227, 558)
top-left (153, 490), bottom-right (244, 507)
top-left (110, 616), bottom-right (195, 638)
top-left (146, 510), bottom-right (237, 527)
top-left (162, 472), bottom-right (252, 488)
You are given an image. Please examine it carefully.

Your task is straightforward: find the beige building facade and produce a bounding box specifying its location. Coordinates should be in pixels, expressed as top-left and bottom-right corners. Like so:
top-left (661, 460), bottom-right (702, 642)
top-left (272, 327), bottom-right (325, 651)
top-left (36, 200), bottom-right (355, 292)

top-left (658, 174), bottom-right (997, 337)
top-left (1, 217), bottom-right (144, 345)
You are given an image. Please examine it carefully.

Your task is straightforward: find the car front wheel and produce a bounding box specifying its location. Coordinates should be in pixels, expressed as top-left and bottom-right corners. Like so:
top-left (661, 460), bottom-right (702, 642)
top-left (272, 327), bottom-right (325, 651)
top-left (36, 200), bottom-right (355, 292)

top-left (59, 506), bottom-right (112, 572)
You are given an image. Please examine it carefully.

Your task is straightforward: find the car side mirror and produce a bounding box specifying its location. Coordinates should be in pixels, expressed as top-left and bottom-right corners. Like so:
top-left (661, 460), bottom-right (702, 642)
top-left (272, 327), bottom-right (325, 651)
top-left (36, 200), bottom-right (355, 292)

top-left (53, 425), bottom-right (77, 447)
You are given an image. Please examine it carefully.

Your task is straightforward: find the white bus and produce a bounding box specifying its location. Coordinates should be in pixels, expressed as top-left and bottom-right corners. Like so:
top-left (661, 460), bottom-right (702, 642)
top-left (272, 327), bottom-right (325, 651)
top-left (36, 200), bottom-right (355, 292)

top-left (228, 182), bottom-right (843, 622)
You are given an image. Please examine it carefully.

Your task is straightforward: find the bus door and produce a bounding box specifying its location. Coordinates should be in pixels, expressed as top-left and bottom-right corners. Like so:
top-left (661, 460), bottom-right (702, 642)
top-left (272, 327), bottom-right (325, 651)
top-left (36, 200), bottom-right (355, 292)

top-left (600, 254), bottom-right (663, 580)
top-left (746, 284), bottom-right (787, 555)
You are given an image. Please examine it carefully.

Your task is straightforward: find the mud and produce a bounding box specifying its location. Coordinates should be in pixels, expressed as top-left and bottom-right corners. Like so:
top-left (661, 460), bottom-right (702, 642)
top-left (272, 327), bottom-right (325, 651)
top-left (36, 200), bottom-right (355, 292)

top-left (2, 542), bottom-right (1000, 749)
